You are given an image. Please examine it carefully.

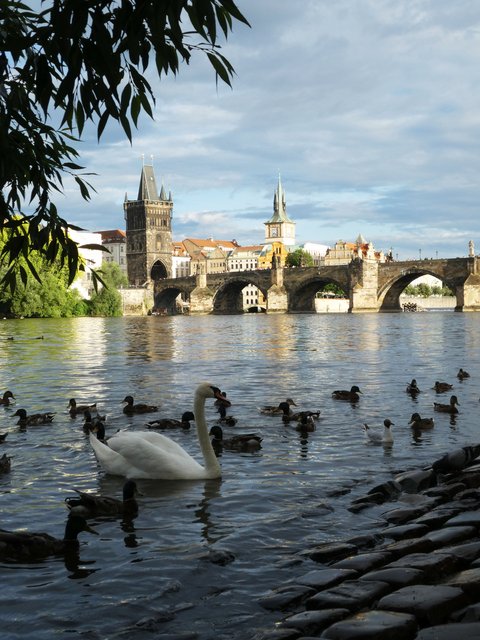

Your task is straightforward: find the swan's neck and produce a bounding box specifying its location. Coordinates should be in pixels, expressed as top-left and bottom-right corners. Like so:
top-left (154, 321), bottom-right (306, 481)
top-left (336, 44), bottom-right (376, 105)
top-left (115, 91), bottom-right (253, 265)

top-left (195, 390), bottom-right (221, 478)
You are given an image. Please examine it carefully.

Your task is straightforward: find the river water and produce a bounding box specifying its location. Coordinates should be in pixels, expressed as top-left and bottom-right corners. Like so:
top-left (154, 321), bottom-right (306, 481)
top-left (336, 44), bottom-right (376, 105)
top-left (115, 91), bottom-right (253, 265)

top-left (1, 313), bottom-right (480, 639)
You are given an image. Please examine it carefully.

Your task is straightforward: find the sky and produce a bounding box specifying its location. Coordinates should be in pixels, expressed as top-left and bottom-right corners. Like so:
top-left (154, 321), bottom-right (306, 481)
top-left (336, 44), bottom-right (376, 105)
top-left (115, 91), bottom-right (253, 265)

top-left (56, 1), bottom-right (480, 261)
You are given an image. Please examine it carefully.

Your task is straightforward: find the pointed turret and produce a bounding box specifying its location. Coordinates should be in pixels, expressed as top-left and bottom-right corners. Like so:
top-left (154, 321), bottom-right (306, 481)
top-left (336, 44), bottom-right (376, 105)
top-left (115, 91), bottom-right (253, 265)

top-left (137, 165), bottom-right (159, 201)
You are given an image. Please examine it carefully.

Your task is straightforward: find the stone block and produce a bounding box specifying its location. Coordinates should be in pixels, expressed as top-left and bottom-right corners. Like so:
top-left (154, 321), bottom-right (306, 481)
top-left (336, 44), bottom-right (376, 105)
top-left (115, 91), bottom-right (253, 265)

top-left (306, 579), bottom-right (390, 612)
top-left (377, 584), bottom-right (467, 625)
top-left (321, 609), bottom-right (417, 639)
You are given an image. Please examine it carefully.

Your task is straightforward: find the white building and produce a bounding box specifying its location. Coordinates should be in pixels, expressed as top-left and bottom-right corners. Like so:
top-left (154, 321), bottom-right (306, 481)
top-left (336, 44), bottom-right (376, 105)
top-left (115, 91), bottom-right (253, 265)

top-left (68, 229), bottom-right (104, 299)
top-left (227, 245), bottom-right (266, 310)
top-left (97, 229), bottom-right (127, 276)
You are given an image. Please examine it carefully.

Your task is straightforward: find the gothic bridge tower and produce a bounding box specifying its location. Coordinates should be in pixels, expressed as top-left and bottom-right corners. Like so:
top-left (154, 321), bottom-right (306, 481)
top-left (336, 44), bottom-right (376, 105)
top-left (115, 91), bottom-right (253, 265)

top-left (124, 164), bottom-right (173, 285)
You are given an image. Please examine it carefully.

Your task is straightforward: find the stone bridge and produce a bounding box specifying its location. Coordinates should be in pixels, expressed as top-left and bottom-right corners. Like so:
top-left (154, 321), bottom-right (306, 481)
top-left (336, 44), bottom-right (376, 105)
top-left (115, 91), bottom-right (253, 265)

top-left (153, 256), bottom-right (480, 314)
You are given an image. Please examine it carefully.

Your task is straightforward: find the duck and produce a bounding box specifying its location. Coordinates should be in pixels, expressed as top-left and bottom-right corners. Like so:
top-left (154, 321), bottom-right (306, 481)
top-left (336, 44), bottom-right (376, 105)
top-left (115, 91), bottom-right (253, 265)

top-left (363, 419), bottom-right (394, 445)
top-left (0, 515), bottom-right (97, 562)
top-left (147, 411), bottom-right (195, 430)
top-left (409, 412), bottom-right (434, 430)
top-left (332, 386), bottom-right (362, 402)
top-left (82, 410), bottom-right (106, 434)
top-left (209, 424), bottom-right (262, 451)
top-left (433, 381), bottom-right (453, 393)
top-left (90, 383), bottom-right (227, 480)
top-left (0, 453), bottom-right (11, 473)
top-left (122, 395), bottom-right (159, 415)
top-left (457, 368), bottom-right (470, 380)
top-left (65, 479), bottom-right (139, 518)
top-left (0, 390), bottom-right (15, 406)
top-left (434, 395), bottom-right (459, 414)
top-left (90, 422), bottom-right (106, 443)
top-left (406, 379), bottom-right (421, 395)
top-left (281, 406), bottom-right (321, 423)
top-left (216, 403), bottom-right (238, 426)
top-left (13, 408), bottom-right (55, 427)
top-left (259, 398), bottom-right (297, 415)
top-left (68, 398), bottom-right (97, 417)
top-left (295, 414), bottom-right (316, 432)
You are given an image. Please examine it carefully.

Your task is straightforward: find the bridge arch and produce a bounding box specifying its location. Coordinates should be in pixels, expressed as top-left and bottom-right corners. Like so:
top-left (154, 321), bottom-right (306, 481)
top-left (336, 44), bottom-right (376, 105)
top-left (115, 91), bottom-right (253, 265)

top-left (153, 284), bottom-right (191, 313)
top-left (150, 260), bottom-right (169, 281)
top-left (287, 269), bottom-right (350, 313)
top-left (212, 275), bottom-right (269, 314)
top-left (378, 267), bottom-right (457, 311)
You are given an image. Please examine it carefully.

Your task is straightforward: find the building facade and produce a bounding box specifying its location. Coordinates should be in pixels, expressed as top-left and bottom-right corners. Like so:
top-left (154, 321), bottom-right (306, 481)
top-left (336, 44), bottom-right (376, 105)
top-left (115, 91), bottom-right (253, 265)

top-left (97, 229), bottom-right (127, 275)
top-left (124, 164), bottom-right (173, 285)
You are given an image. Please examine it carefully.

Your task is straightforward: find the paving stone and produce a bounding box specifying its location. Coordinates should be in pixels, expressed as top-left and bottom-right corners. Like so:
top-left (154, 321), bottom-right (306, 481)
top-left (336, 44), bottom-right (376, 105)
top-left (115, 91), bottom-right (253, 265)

top-left (256, 628), bottom-right (301, 640)
top-left (320, 609), bottom-right (417, 640)
top-left (445, 567), bottom-right (480, 597)
top-left (294, 568), bottom-right (357, 589)
top-left (415, 507), bottom-right (463, 528)
top-left (331, 551), bottom-right (392, 573)
top-left (308, 542), bottom-right (358, 564)
top-left (386, 551), bottom-right (462, 580)
top-left (305, 579), bottom-right (390, 612)
top-left (382, 523), bottom-right (430, 540)
top-left (345, 533), bottom-right (384, 549)
top-left (359, 566), bottom-right (424, 588)
top-left (421, 525), bottom-right (477, 547)
top-left (259, 584), bottom-right (316, 611)
top-left (451, 602), bottom-right (480, 622)
top-left (433, 540), bottom-right (480, 564)
top-left (424, 483), bottom-right (466, 500)
top-left (394, 469), bottom-right (437, 493)
top-left (384, 506), bottom-right (432, 525)
top-left (445, 509), bottom-right (480, 527)
top-left (377, 584), bottom-right (468, 625)
top-left (383, 537), bottom-right (434, 558)
top-left (280, 608), bottom-right (349, 634)
top-left (414, 622), bottom-right (480, 639)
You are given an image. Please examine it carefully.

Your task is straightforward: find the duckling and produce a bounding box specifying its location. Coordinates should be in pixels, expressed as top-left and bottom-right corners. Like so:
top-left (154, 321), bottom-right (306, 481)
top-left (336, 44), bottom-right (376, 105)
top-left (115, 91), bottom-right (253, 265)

top-left (433, 381), bottom-right (453, 393)
top-left (13, 408), bottom-right (55, 427)
top-left (147, 411), bottom-right (195, 429)
top-left (406, 379), bottom-right (421, 395)
top-left (434, 395), bottom-right (459, 414)
top-left (209, 424), bottom-right (262, 451)
top-left (216, 404), bottom-right (238, 426)
top-left (457, 368), bottom-right (470, 380)
top-left (0, 390), bottom-right (15, 406)
top-left (259, 398), bottom-right (297, 415)
top-left (363, 419), bottom-right (394, 445)
top-left (122, 395), bottom-right (158, 415)
top-left (82, 410), bottom-right (106, 434)
top-left (0, 515), bottom-right (97, 562)
top-left (65, 480), bottom-right (139, 518)
top-left (409, 412), bottom-right (434, 430)
top-left (68, 398), bottom-right (97, 417)
top-left (332, 386), bottom-right (362, 402)
top-left (0, 453), bottom-right (11, 473)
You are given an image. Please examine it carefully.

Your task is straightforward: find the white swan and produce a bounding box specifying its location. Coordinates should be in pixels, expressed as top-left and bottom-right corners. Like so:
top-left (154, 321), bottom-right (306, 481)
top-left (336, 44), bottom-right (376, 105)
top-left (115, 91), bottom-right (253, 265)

top-left (89, 383), bottom-right (227, 480)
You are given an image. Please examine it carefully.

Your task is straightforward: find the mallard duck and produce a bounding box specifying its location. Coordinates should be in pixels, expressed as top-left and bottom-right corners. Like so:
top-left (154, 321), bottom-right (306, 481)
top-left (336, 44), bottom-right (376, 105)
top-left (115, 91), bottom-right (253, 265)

top-left (216, 403), bottom-right (237, 425)
top-left (282, 407), bottom-right (321, 423)
top-left (82, 410), bottom-right (106, 434)
top-left (434, 395), bottom-right (459, 414)
top-left (409, 412), bottom-right (434, 429)
top-left (0, 515), bottom-right (97, 561)
top-left (259, 398), bottom-right (297, 415)
top-left (13, 408), bottom-right (55, 427)
top-left (68, 398), bottom-right (97, 417)
top-left (90, 422), bottom-right (106, 443)
top-left (406, 379), bottom-right (420, 395)
top-left (363, 419), bottom-right (394, 445)
top-left (65, 480), bottom-right (139, 518)
top-left (122, 395), bottom-right (158, 414)
top-left (433, 381), bottom-right (453, 393)
top-left (0, 453), bottom-right (11, 473)
top-left (457, 368), bottom-right (470, 380)
top-left (295, 414), bottom-right (316, 432)
top-left (0, 390), bottom-right (15, 406)
top-left (332, 386), bottom-right (362, 402)
top-left (209, 424), bottom-right (262, 451)
top-left (147, 411), bottom-right (195, 429)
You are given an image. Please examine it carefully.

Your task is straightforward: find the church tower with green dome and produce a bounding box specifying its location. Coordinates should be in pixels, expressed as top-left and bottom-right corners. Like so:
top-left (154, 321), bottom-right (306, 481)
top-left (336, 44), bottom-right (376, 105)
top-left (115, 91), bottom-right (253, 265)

top-left (124, 162), bottom-right (173, 285)
top-left (263, 175), bottom-right (296, 246)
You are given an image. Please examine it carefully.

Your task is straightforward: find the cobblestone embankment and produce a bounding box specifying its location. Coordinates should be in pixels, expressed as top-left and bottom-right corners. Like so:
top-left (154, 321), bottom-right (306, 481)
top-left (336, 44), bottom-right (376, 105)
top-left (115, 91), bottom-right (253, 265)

top-left (256, 445), bottom-right (480, 640)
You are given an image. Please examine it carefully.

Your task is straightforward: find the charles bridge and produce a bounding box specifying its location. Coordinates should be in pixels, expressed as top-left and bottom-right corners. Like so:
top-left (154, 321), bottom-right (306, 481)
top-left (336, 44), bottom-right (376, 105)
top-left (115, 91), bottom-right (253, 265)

top-left (152, 256), bottom-right (480, 314)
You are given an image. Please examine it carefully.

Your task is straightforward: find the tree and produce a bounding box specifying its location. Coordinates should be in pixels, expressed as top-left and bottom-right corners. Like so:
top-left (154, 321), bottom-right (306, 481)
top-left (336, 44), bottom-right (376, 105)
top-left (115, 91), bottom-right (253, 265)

top-left (0, 1), bottom-right (249, 291)
top-left (286, 249), bottom-right (314, 268)
top-left (88, 262), bottom-right (127, 316)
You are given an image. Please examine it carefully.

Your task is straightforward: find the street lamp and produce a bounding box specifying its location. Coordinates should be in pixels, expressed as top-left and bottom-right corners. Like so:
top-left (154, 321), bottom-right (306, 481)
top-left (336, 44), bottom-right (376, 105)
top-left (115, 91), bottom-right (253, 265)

top-left (419, 249), bottom-right (422, 260)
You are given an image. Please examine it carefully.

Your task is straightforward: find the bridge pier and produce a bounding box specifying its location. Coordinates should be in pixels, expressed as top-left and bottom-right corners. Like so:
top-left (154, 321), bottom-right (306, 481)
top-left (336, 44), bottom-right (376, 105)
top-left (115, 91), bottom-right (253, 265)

top-left (349, 259), bottom-right (381, 313)
top-left (456, 273), bottom-right (480, 311)
top-left (189, 270), bottom-right (214, 314)
top-left (266, 266), bottom-right (288, 313)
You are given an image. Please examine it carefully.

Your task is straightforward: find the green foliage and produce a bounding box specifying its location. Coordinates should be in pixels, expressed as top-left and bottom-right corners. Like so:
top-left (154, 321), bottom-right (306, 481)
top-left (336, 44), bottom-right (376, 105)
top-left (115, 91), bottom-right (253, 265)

top-left (286, 249), bottom-right (314, 267)
top-left (317, 283), bottom-right (347, 297)
top-left (87, 261), bottom-right (126, 317)
top-left (99, 262), bottom-right (128, 289)
top-left (0, 1), bottom-right (249, 290)
top-left (404, 283), bottom-right (454, 297)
